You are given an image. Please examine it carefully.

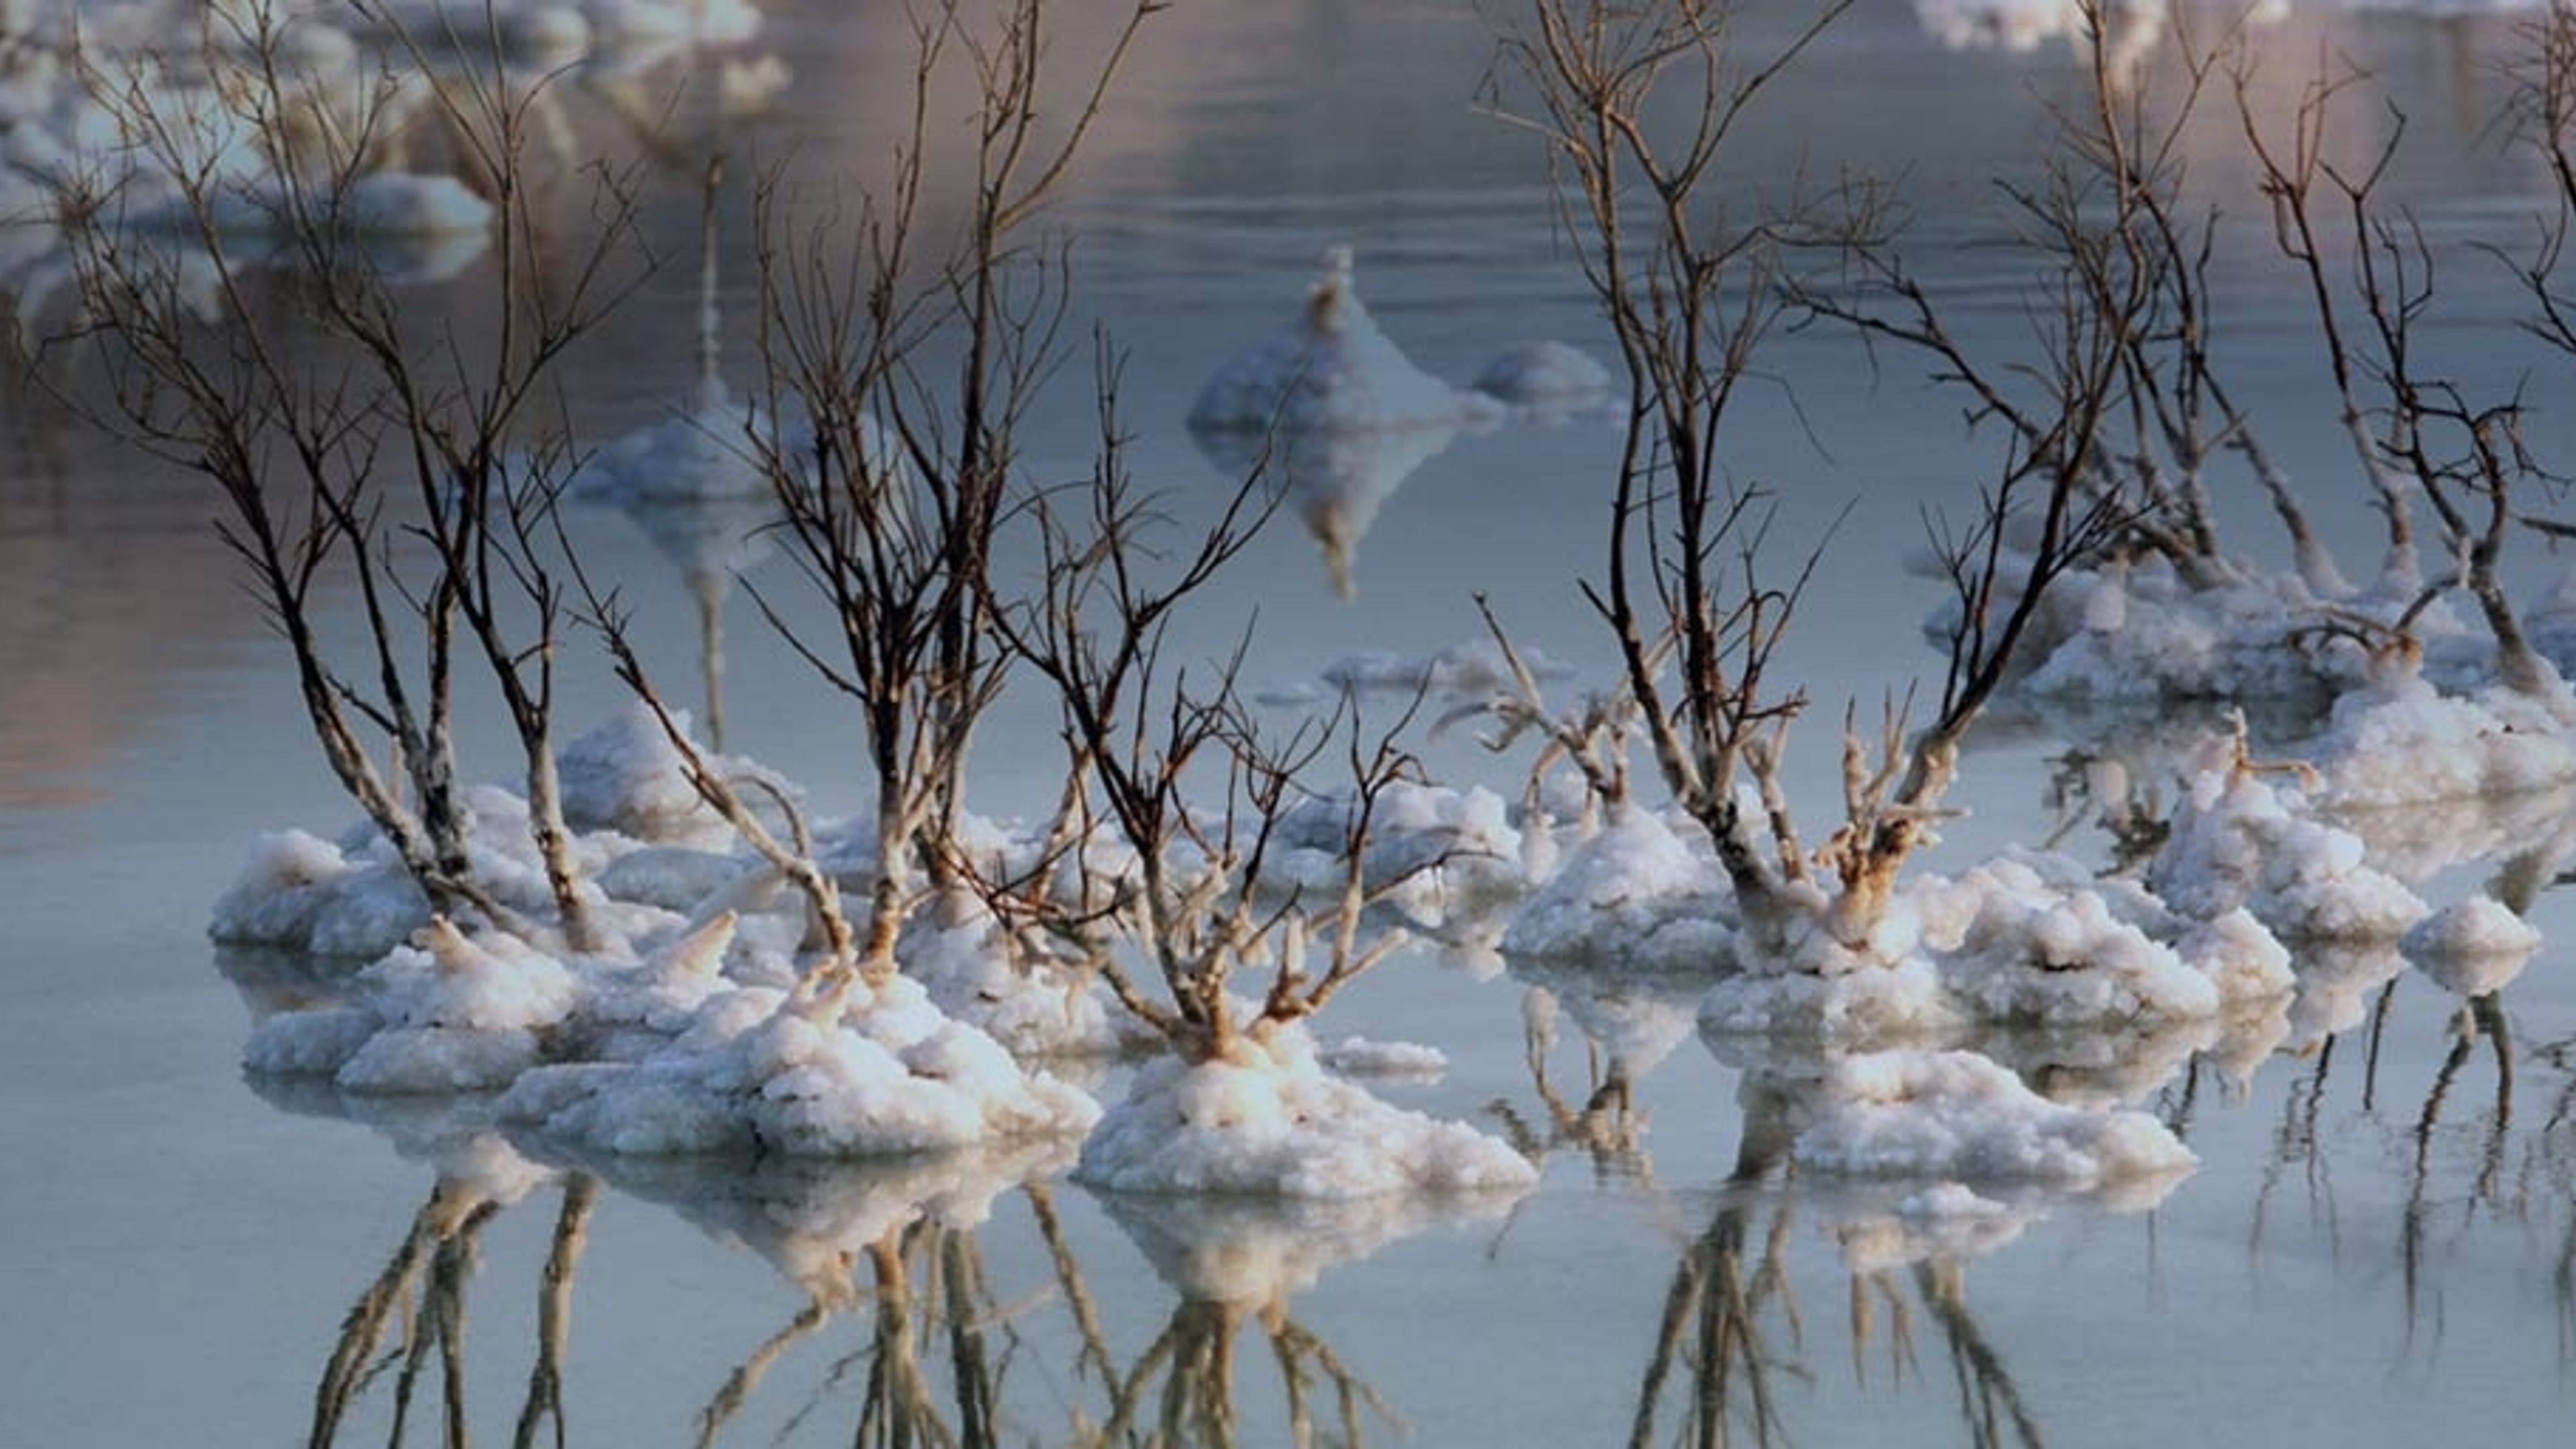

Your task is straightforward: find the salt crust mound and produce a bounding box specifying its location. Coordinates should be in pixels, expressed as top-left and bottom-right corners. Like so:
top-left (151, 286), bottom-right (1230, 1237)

top-left (1501, 807), bottom-right (1734, 968)
top-left (1187, 246), bottom-right (1494, 435)
top-left (904, 910), bottom-right (1138, 1059)
top-left (557, 701), bottom-right (794, 845)
top-left (1075, 1026), bottom-right (1536, 1198)
top-left (2404, 896), bottom-right (2544, 1000)
top-left (211, 707), bottom-right (788, 957)
top-left (1790, 1049), bottom-right (2197, 1187)
top-left (244, 917), bottom-right (582, 1093)
top-left (1265, 780), bottom-right (1526, 914)
top-left (1697, 847), bottom-right (2293, 1041)
top-left (2311, 675), bottom-right (2576, 810)
top-left (498, 972), bottom-right (1099, 1157)
top-left (2149, 749), bottom-right (2429, 941)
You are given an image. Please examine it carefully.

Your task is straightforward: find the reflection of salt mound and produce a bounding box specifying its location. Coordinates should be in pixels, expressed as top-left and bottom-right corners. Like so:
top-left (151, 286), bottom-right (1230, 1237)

top-left (500, 973), bottom-right (1099, 1157)
top-left (1792, 1049), bottom-right (2195, 1189)
top-left (1099, 1183), bottom-right (1514, 1305)
top-left (1829, 1184), bottom-right (2039, 1274)
top-left (569, 383), bottom-right (769, 501)
top-left (1512, 963), bottom-right (1713, 1082)
top-left (1189, 247), bottom-right (1487, 433)
top-left (2404, 897), bottom-right (2542, 1000)
top-left (529, 1137), bottom-right (1069, 1304)
top-left (1075, 1026), bottom-right (1534, 1198)
top-left (2282, 940), bottom-right (2408, 1051)
top-left (1972, 1018), bottom-right (2214, 1109)
top-left (2325, 783), bottom-right (2576, 888)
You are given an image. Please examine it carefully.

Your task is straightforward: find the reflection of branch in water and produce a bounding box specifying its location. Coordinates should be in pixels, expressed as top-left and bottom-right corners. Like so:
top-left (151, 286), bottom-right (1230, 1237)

top-left (1088, 1292), bottom-right (1395, 1449)
top-left (2401, 992), bottom-right (2516, 1356)
top-left (1027, 1183), bottom-right (1117, 1389)
top-left (398, 1198), bottom-right (499, 1449)
top-left (2249, 1041), bottom-right (2339, 1271)
top-left (1628, 1193), bottom-right (1806, 1449)
top-left (513, 1175), bottom-right (598, 1449)
top-left (1486, 983), bottom-right (1667, 1184)
top-left (312, 1191), bottom-right (439, 1446)
top-left (695, 1297), bottom-right (834, 1448)
top-left (309, 1177), bottom-right (506, 1449)
top-left (1914, 1260), bottom-right (2044, 1449)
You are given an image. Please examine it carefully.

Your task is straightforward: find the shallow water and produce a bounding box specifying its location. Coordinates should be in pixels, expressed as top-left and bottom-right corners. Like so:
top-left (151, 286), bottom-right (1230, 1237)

top-left (7, 1), bottom-right (2576, 1444)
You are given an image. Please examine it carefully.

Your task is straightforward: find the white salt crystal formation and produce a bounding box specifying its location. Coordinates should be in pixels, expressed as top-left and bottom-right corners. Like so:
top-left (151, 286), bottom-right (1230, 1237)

top-left (244, 916), bottom-right (582, 1093)
top-left (498, 970), bottom-right (1099, 1157)
top-left (1075, 1026), bottom-right (1536, 1199)
top-left (1790, 1048), bottom-right (2196, 1188)
top-left (1188, 246), bottom-right (1489, 435)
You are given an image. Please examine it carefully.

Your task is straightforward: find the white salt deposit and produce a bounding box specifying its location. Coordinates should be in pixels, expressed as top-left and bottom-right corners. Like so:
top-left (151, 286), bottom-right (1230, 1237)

top-left (1075, 1026), bottom-right (1535, 1198)
top-left (556, 701), bottom-right (791, 846)
top-left (1501, 806), bottom-right (1735, 968)
top-left (904, 910), bottom-right (1138, 1058)
top-left (2146, 743), bottom-right (2428, 941)
top-left (244, 916), bottom-right (584, 1093)
top-left (500, 972), bottom-right (1099, 1157)
top-left (1318, 1035), bottom-right (1447, 1077)
top-left (2404, 897), bottom-right (2542, 999)
top-left (1790, 1049), bottom-right (2197, 1187)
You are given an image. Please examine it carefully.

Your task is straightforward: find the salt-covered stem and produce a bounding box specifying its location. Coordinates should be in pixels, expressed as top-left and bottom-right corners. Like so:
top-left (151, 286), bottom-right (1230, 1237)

top-left (1464, 592), bottom-right (1645, 820)
top-left (982, 351), bottom-right (1281, 1061)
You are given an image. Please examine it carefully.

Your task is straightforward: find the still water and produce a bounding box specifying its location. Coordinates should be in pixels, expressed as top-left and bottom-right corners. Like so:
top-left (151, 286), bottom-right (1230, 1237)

top-left (5, 0), bottom-right (2575, 1444)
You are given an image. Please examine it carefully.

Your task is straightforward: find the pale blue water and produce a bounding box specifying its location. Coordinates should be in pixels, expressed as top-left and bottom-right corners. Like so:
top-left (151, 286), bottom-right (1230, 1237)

top-left (5, 1), bottom-right (2576, 1444)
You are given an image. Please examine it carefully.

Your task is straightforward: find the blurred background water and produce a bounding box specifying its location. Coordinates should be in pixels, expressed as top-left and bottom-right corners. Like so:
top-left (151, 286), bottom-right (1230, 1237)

top-left (6, 1), bottom-right (2576, 1443)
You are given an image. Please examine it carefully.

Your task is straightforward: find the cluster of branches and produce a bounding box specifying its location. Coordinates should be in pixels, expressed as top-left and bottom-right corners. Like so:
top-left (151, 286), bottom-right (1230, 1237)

top-left (1479, 0), bottom-right (2126, 954)
top-left (971, 361), bottom-right (1464, 1064)
top-left (49, 1), bottom-right (650, 952)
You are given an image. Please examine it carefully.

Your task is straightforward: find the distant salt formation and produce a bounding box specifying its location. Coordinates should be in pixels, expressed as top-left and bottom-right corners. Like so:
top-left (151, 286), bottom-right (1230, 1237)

top-left (1189, 246), bottom-right (1493, 435)
top-left (1470, 339), bottom-right (1613, 421)
top-left (1187, 248), bottom-right (1502, 596)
